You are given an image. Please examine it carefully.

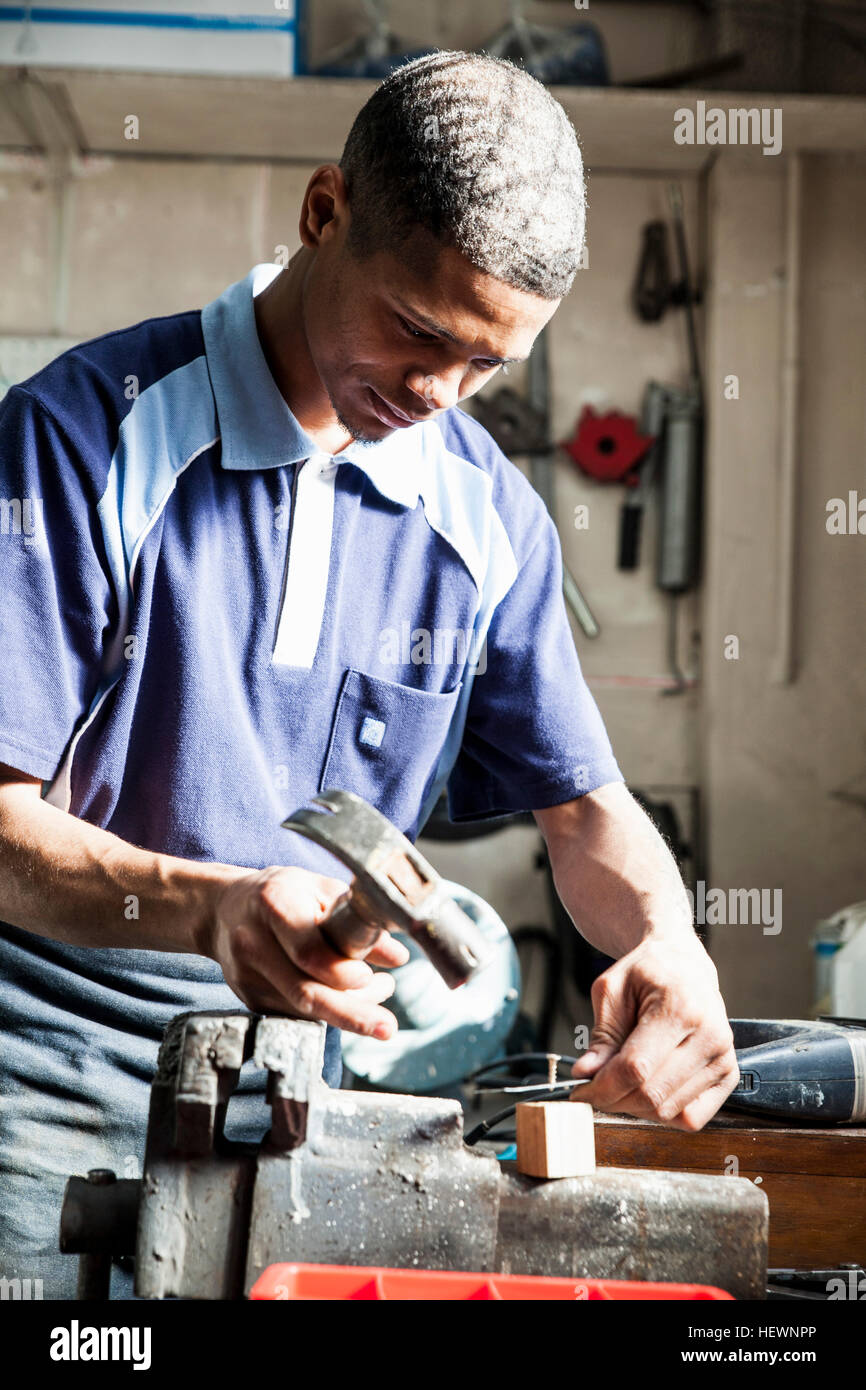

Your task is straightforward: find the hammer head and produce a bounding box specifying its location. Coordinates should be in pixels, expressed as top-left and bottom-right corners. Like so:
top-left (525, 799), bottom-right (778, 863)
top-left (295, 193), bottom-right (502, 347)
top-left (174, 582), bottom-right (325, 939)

top-left (282, 790), bottom-right (489, 988)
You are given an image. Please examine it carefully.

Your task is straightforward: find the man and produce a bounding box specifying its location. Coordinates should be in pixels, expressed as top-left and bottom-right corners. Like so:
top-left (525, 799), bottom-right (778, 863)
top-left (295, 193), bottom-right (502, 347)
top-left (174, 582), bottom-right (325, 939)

top-left (0, 51), bottom-right (737, 1298)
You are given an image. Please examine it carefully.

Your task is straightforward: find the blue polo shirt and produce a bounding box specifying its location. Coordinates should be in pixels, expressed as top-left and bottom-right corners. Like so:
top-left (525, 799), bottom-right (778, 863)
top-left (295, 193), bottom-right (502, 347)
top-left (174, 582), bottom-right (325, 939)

top-left (0, 263), bottom-right (623, 1286)
top-left (0, 261), bottom-right (621, 857)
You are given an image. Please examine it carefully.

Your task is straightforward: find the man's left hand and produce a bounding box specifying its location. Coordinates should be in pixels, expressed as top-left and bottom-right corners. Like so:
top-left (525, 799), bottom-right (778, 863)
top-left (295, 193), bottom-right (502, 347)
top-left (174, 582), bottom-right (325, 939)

top-left (569, 934), bottom-right (739, 1130)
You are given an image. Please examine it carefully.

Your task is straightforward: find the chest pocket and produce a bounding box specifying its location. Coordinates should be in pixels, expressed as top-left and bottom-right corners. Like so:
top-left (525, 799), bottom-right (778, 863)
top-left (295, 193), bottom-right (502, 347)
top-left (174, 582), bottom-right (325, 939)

top-left (320, 669), bottom-right (462, 833)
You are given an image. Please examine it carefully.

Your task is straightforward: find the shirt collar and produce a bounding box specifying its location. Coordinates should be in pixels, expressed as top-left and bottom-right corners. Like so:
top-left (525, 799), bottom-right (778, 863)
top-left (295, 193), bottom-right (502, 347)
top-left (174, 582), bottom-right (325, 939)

top-left (201, 263), bottom-right (426, 509)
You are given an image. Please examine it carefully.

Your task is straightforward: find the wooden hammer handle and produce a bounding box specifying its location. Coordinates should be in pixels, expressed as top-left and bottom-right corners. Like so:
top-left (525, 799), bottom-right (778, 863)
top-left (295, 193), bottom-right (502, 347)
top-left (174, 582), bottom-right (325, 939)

top-left (319, 892), bottom-right (386, 960)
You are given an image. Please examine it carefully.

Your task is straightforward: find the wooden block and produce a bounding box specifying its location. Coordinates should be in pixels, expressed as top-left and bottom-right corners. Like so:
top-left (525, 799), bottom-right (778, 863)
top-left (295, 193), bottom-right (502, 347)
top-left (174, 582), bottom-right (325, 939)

top-left (516, 1101), bottom-right (596, 1179)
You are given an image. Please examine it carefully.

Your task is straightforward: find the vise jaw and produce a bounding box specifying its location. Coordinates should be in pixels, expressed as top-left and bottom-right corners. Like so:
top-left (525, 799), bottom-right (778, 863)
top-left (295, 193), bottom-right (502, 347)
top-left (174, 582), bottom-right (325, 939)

top-left (135, 1011), bottom-right (500, 1299)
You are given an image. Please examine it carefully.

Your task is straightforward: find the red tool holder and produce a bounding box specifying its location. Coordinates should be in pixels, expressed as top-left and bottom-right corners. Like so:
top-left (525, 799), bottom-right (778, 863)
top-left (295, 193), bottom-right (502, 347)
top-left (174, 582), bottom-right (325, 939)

top-left (251, 1262), bottom-right (733, 1301)
top-left (560, 405), bottom-right (654, 483)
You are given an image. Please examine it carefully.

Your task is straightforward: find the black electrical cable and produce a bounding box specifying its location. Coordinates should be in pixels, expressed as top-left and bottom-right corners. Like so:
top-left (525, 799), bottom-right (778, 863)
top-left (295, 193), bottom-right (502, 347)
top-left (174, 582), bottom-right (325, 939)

top-left (463, 1082), bottom-right (578, 1147)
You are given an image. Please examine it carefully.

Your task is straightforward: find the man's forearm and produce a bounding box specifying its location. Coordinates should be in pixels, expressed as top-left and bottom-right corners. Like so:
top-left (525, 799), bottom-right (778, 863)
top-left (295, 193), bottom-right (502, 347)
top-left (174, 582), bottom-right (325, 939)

top-left (0, 778), bottom-right (242, 953)
top-left (0, 771), bottom-right (407, 1037)
top-left (537, 783), bottom-right (737, 1129)
top-left (534, 782), bottom-right (695, 959)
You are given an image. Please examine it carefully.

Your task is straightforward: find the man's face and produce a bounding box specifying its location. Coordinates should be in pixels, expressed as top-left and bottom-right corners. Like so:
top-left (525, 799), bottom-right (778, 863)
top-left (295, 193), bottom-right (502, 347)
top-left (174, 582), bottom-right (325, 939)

top-left (300, 175), bottom-right (560, 446)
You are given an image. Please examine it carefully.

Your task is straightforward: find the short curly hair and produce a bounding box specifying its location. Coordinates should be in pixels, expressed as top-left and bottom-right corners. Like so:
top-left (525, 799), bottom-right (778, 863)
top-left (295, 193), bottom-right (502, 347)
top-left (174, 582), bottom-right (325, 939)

top-left (338, 50), bottom-right (586, 301)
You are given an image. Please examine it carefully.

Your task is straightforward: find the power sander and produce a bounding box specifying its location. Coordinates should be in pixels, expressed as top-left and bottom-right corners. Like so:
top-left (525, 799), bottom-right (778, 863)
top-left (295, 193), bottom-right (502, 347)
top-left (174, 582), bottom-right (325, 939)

top-left (724, 1017), bottom-right (866, 1123)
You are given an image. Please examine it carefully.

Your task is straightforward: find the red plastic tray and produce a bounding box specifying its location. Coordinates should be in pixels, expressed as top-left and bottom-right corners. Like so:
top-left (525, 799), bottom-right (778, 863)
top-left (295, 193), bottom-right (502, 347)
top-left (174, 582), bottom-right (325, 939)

top-left (250, 1262), bottom-right (733, 1301)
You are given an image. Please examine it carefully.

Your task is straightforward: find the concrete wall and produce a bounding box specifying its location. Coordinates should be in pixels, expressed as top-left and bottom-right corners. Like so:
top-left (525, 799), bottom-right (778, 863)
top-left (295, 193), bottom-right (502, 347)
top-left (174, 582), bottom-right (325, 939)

top-left (703, 152), bottom-right (866, 1015)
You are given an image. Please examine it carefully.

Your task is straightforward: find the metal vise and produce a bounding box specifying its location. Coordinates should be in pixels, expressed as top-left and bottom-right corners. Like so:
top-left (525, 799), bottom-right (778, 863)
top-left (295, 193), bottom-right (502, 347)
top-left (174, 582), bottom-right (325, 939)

top-left (60, 1011), bottom-right (769, 1299)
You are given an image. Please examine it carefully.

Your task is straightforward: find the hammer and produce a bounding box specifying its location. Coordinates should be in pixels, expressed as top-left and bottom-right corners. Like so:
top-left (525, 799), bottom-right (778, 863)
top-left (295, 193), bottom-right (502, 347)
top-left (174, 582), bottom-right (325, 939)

top-left (282, 789), bottom-right (489, 989)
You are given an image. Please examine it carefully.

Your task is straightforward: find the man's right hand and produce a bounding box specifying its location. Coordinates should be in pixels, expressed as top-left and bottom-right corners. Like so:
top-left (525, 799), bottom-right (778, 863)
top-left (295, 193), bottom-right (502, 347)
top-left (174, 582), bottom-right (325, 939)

top-left (202, 866), bottom-right (410, 1039)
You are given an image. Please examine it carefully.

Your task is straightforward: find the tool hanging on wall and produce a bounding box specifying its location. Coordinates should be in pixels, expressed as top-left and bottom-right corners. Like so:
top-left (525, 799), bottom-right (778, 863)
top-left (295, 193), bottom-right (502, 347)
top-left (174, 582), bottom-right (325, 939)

top-left (633, 221), bottom-right (672, 323)
top-left (560, 405), bottom-right (653, 484)
top-left (633, 209), bottom-right (702, 325)
top-left (559, 397), bottom-right (669, 618)
top-left (630, 184), bottom-right (705, 694)
top-left (559, 403), bottom-right (659, 620)
top-left (617, 381), bottom-right (666, 571)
